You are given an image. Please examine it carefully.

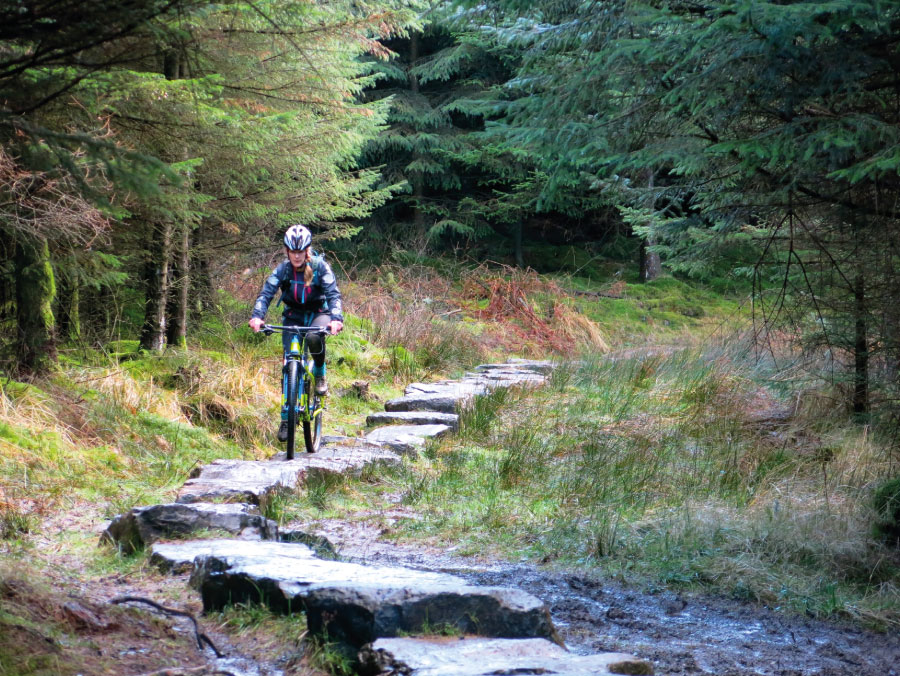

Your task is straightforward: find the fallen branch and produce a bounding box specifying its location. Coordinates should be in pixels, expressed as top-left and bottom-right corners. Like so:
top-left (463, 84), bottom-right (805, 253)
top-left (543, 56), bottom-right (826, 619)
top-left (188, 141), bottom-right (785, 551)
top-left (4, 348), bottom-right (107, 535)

top-left (111, 596), bottom-right (224, 658)
top-left (131, 667), bottom-right (234, 676)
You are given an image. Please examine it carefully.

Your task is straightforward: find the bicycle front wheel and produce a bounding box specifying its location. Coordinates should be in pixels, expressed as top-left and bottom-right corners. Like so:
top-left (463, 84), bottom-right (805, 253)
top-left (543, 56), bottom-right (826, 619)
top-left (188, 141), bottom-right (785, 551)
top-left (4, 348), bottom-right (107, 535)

top-left (285, 360), bottom-right (300, 460)
top-left (303, 377), bottom-right (322, 453)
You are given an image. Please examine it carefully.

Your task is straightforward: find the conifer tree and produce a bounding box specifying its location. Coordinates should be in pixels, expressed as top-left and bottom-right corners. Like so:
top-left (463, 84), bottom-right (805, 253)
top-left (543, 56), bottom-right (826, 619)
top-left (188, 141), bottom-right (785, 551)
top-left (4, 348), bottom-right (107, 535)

top-left (462, 0), bottom-right (900, 412)
top-left (1, 0), bottom-right (421, 362)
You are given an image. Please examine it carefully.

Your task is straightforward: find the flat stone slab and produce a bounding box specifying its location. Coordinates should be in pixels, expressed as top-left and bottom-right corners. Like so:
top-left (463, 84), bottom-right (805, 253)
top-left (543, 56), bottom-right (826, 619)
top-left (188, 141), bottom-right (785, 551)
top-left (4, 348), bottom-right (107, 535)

top-left (186, 541), bottom-right (561, 648)
top-left (476, 359), bottom-right (554, 375)
top-left (150, 538), bottom-right (317, 574)
top-left (366, 411), bottom-right (459, 429)
top-left (385, 393), bottom-right (461, 414)
top-left (387, 364), bottom-right (548, 414)
top-left (176, 444), bottom-right (399, 504)
top-left (359, 637), bottom-right (653, 675)
top-left (405, 381), bottom-right (489, 397)
top-left (101, 502), bottom-right (277, 555)
top-left (365, 424), bottom-right (452, 456)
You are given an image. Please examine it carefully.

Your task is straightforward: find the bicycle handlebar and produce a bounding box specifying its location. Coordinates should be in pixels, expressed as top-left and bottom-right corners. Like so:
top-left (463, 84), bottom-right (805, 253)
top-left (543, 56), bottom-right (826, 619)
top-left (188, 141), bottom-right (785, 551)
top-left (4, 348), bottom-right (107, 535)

top-left (261, 324), bottom-right (331, 337)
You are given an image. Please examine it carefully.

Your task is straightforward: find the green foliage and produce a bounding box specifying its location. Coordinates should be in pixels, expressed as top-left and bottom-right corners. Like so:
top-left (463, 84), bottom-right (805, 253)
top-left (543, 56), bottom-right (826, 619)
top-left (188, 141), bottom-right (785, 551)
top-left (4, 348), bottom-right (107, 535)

top-left (2, 0), bottom-right (424, 369)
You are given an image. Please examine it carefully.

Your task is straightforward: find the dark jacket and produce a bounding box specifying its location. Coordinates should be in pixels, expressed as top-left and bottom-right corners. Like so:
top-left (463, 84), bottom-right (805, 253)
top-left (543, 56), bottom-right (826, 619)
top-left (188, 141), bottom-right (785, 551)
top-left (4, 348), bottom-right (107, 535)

top-left (251, 254), bottom-right (343, 323)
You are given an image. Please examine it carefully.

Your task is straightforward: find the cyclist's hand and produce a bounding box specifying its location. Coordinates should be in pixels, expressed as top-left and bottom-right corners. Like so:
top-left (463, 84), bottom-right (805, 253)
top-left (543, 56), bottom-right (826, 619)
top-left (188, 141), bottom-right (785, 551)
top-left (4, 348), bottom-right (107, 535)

top-left (249, 317), bottom-right (265, 332)
top-left (329, 320), bottom-right (343, 335)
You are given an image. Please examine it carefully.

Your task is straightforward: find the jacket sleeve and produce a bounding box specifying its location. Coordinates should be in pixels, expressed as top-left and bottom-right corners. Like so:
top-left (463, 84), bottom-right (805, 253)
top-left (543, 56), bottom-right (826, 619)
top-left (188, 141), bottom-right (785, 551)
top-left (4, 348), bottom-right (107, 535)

top-left (318, 259), bottom-right (344, 322)
top-left (251, 261), bottom-right (287, 320)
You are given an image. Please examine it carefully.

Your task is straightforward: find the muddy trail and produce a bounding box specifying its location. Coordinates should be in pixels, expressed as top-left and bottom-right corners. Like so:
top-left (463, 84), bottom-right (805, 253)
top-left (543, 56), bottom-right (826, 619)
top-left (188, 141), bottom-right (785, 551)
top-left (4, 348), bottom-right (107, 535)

top-left (318, 520), bottom-right (900, 676)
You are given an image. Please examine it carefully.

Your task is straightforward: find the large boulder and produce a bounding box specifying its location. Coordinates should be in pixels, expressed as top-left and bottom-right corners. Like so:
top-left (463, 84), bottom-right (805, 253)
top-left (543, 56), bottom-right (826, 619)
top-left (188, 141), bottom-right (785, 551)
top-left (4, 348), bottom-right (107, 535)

top-left (180, 541), bottom-right (561, 648)
top-left (101, 503), bottom-right (277, 554)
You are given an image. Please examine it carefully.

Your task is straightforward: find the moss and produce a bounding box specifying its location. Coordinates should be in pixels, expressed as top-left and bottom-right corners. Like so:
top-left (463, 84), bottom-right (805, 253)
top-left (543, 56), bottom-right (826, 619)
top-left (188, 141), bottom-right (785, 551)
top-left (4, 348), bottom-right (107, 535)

top-left (105, 339), bottom-right (140, 354)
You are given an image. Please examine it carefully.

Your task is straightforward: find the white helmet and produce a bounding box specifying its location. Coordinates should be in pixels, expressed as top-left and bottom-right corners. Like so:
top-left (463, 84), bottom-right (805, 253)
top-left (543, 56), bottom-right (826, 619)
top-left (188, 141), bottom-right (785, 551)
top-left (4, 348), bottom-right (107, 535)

top-left (284, 224), bottom-right (312, 251)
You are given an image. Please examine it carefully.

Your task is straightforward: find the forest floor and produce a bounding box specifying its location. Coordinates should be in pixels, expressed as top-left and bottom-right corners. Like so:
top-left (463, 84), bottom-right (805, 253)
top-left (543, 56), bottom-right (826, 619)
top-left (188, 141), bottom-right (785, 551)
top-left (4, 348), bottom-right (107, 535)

top-left (7, 504), bottom-right (898, 676)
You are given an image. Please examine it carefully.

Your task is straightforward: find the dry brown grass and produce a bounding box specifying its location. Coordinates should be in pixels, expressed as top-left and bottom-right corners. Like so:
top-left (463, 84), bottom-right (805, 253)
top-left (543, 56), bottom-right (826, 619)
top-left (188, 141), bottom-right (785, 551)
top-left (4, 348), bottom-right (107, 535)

top-left (461, 265), bottom-right (609, 357)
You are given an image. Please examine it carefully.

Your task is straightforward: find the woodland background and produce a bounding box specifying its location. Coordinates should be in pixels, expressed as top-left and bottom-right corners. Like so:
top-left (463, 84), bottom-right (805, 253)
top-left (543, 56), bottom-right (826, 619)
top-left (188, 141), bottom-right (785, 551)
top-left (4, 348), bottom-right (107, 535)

top-left (2, 5), bottom-right (900, 666)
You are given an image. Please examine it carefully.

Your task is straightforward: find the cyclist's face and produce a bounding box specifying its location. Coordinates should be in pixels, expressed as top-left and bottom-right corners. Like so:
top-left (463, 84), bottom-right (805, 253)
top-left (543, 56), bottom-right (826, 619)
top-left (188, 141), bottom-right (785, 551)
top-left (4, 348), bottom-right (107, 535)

top-left (286, 247), bottom-right (309, 270)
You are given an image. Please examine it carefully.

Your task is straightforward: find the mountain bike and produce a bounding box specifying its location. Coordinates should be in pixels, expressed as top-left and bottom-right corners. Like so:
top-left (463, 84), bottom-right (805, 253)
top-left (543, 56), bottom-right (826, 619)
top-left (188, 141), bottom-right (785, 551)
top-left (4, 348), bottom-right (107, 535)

top-left (262, 324), bottom-right (328, 459)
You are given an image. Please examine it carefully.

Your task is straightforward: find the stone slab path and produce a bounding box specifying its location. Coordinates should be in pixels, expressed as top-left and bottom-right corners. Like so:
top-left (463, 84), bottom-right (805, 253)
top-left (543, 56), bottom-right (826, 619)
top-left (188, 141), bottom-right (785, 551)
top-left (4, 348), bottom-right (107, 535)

top-left (102, 360), bottom-right (654, 674)
top-left (364, 423), bottom-right (452, 455)
top-left (360, 637), bottom-right (653, 676)
top-left (176, 442), bottom-right (399, 504)
top-left (366, 411), bottom-right (459, 429)
top-left (151, 539), bottom-right (560, 648)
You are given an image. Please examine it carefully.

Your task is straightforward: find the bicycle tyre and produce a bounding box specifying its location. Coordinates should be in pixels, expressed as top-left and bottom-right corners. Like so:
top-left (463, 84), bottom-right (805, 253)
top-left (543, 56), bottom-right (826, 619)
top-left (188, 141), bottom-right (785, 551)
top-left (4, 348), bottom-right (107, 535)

top-left (303, 376), bottom-right (322, 453)
top-left (285, 360), bottom-right (300, 460)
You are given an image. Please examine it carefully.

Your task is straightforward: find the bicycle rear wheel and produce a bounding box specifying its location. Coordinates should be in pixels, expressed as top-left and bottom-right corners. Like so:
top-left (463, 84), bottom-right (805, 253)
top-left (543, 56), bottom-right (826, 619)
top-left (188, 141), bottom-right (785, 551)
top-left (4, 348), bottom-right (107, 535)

top-left (303, 376), bottom-right (322, 453)
top-left (285, 360), bottom-right (300, 460)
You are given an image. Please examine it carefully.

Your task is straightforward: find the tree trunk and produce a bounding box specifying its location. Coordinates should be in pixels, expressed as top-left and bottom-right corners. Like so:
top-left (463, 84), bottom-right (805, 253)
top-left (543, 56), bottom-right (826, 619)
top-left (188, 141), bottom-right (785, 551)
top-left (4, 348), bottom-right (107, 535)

top-left (191, 222), bottom-right (214, 321)
top-left (57, 271), bottom-right (81, 343)
top-left (514, 220), bottom-right (524, 268)
top-left (15, 236), bottom-right (57, 372)
top-left (166, 223), bottom-right (190, 348)
top-left (139, 222), bottom-right (173, 352)
top-left (639, 239), bottom-right (662, 282)
top-left (638, 171), bottom-right (661, 282)
top-left (853, 271), bottom-right (869, 416)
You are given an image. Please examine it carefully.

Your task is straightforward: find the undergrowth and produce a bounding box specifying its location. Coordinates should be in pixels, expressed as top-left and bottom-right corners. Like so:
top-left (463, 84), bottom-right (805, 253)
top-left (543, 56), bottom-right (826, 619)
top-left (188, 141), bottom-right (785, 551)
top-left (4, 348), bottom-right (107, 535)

top-left (386, 340), bottom-right (900, 628)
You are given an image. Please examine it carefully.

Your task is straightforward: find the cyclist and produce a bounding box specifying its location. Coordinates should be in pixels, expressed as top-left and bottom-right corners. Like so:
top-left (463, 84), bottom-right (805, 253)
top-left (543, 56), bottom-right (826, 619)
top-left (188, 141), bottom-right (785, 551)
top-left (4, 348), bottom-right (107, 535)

top-left (248, 225), bottom-right (344, 440)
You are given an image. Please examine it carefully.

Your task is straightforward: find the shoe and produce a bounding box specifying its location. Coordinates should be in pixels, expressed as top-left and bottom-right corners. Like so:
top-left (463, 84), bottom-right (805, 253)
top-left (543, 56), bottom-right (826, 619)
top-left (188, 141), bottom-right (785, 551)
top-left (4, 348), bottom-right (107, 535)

top-left (277, 421), bottom-right (288, 442)
top-left (315, 374), bottom-right (328, 396)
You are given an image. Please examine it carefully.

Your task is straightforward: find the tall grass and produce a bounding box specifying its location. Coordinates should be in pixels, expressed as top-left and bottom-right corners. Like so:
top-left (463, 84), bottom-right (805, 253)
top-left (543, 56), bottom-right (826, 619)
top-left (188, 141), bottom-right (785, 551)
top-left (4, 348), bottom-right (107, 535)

top-left (397, 343), bottom-right (900, 626)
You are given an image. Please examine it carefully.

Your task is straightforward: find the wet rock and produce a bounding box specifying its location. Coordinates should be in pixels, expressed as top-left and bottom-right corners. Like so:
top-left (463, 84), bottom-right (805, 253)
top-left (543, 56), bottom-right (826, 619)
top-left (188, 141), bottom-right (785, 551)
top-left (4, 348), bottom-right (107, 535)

top-left (404, 381), bottom-right (488, 398)
top-left (100, 502), bottom-right (278, 554)
top-left (385, 362), bottom-right (548, 415)
top-left (278, 528), bottom-right (338, 559)
top-left (606, 606), bottom-right (630, 621)
top-left (366, 411), bottom-right (459, 429)
top-left (384, 393), bottom-right (461, 414)
top-left (662, 596), bottom-right (688, 616)
top-left (365, 424), bottom-right (452, 456)
top-left (176, 444), bottom-right (399, 504)
top-left (476, 359), bottom-right (554, 374)
top-left (186, 542), bottom-right (561, 648)
top-left (358, 637), bottom-right (653, 676)
top-left (150, 538), bottom-right (317, 574)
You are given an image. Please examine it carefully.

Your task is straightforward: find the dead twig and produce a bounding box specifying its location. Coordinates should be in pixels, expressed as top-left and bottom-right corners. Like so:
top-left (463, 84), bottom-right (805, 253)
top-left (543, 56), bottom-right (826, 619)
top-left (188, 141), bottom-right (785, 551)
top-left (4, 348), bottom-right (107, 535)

top-left (131, 667), bottom-right (234, 676)
top-left (111, 596), bottom-right (225, 658)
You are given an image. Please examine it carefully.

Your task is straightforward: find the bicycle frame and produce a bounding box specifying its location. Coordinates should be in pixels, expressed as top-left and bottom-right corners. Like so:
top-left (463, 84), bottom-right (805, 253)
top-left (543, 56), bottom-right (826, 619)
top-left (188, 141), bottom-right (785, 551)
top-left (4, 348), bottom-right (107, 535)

top-left (262, 324), bottom-right (328, 458)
